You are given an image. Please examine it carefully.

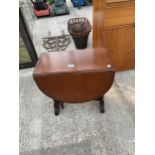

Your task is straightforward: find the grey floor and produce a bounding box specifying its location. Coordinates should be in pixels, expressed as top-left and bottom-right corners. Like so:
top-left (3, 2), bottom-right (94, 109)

top-left (20, 69), bottom-right (135, 155)
top-left (20, 1), bottom-right (135, 155)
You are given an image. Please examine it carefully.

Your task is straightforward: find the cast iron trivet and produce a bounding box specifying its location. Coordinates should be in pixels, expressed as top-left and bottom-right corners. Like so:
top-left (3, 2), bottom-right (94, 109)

top-left (43, 30), bottom-right (71, 52)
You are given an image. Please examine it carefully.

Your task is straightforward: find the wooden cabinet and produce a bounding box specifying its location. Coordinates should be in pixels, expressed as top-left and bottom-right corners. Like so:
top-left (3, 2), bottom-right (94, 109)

top-left (93, 0), bottom-right (135, 71)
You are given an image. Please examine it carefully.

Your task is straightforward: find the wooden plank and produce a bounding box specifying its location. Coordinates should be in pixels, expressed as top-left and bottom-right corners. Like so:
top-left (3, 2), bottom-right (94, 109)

top-left (93, 0), bottom-right (104, 47)
top-left (104, 4), bottom-right (135, 27)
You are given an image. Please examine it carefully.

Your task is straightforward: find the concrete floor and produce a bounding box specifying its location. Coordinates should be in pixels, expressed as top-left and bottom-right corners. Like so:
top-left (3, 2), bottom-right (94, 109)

top-left (20, 1), bottom-right (135, 155)
top-left (19, 69), bottom-right (135, 155)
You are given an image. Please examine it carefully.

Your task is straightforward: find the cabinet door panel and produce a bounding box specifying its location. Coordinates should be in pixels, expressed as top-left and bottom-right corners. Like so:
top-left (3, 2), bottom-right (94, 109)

top-left (104, 4), bottom-right (135, 27)
top-left (103, 25), bottom-right (135, 71)
top-left (106, 0), bottom-right (131, 3)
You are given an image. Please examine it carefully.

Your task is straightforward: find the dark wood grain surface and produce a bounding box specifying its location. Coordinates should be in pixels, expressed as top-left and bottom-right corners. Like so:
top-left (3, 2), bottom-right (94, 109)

top-left (34, 48), bottom-right (114, 75)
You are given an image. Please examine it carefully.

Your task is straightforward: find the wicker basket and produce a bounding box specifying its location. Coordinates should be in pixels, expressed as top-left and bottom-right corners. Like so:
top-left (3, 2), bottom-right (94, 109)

top-left (68, 17), bottom-right (91, 49)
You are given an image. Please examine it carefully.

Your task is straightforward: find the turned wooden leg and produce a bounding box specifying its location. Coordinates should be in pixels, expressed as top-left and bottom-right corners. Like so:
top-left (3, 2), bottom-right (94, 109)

top-left (97, 97), bottom-right (104, 113)
top-left (59, 101), bottom-right (64, 109)
top-left (54, 100), bottom-right (60, 116)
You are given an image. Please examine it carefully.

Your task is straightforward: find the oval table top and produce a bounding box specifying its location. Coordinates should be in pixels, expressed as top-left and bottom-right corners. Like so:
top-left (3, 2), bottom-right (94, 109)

top-left (33, 48), bottom-right (114, 76)
top-left (33, 48), bottom-right (115, 103)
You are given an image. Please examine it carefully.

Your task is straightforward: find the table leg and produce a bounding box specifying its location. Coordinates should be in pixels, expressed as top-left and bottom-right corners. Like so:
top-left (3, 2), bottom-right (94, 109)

top-left (97, 97), bottom-right (104, 113)
top-left (54, 100), bottom-right (60, 116)
top-left (59, 101), bottom-right (64, 109)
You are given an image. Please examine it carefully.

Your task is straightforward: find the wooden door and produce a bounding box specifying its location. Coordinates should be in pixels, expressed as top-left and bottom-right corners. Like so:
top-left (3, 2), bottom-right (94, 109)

top-left (93, 0), bottom-right (135, 71)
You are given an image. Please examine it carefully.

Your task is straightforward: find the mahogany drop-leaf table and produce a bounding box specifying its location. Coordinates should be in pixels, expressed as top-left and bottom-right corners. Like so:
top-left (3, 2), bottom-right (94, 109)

top-left (33, 48), bottom-right (115, 115)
